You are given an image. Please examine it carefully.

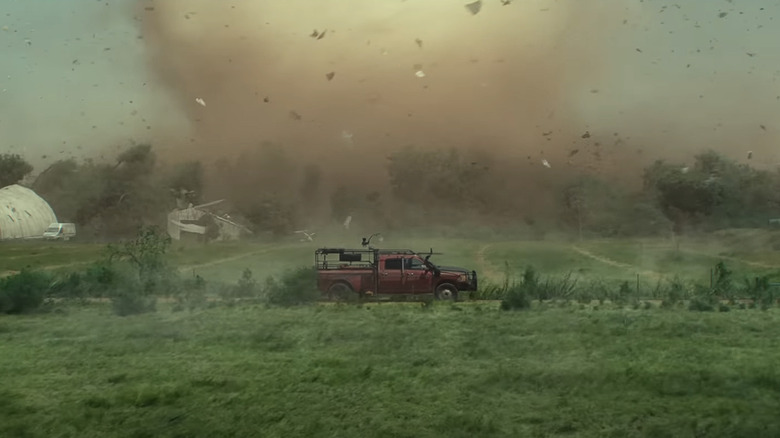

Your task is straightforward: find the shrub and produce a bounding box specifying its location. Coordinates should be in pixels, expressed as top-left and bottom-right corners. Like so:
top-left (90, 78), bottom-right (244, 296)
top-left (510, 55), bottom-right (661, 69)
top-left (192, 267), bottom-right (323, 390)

top-left (105, 226), bottom-right (175, 316)
top-left (111, 281), bottom-right (157, 316)
top-left (0, 269), bottom-right (52, 314)
top-left (265, 266), bottom-right (320, 307)
top-left (742, 275), bottom-right (775, 309)
top-left (500, 282), bottom-right (531, 311)
top-left (175, 274), bottom-right (208, 311)
top-left (689, 283), bottom-right (717, 312)
top-left (500, 266), bottom-right (536, 311)
top-left (50, 261), bottom-right (121, 300)
top-left (660, 277), bottom-right (687, 308)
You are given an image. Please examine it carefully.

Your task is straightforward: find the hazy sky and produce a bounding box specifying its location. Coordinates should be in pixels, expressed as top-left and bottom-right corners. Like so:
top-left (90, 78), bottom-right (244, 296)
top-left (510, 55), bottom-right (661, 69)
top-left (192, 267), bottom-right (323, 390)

top-left (1, 0), bottom-right (779, 177)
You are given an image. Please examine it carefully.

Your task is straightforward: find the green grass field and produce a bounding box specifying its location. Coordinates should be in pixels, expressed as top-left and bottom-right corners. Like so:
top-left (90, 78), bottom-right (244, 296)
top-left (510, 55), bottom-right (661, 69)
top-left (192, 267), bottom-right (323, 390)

top-left (2, 303), bottom-right (780, 437)
top-left (3, 232), bottom-right (780, 436)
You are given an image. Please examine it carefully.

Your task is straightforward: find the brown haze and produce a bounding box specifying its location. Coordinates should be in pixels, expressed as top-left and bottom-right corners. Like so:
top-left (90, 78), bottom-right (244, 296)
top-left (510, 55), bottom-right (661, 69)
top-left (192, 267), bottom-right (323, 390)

top-left (134, 0), bottom-right (780, 220)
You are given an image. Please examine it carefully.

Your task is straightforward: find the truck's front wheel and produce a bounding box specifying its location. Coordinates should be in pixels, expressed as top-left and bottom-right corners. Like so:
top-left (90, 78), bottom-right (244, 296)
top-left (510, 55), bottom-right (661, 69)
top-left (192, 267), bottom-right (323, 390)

top-left (435, 283), bottom-right (458, 301)
top-left (327, 282), bottom-right (356, 301)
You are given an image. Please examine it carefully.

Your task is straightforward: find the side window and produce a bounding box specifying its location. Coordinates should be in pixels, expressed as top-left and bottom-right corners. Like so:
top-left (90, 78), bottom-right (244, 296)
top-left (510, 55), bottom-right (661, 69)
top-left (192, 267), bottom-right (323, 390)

top-left (385, 258), bottom-right (402, 270)
top-left (405, 258), bottom-right (426, 270)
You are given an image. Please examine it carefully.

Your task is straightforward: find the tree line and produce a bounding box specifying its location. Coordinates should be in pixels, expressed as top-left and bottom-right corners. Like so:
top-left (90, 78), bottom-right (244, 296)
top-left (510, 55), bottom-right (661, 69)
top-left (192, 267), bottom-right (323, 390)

top-left (1, 145), bottom-right (777, 240)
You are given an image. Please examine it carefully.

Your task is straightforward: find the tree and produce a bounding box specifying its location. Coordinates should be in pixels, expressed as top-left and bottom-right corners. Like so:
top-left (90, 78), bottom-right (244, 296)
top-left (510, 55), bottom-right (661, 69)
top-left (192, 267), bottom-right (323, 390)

top-left (642, 150), bottom-right (780, 230)
top-left (0, 154), bottom-right (33, 187)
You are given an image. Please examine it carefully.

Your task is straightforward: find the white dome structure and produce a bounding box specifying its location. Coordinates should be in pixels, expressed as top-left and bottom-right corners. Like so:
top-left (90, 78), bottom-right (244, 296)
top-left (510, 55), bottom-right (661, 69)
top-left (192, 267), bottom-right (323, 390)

top-left (0, 184), bottom-right (58, 240)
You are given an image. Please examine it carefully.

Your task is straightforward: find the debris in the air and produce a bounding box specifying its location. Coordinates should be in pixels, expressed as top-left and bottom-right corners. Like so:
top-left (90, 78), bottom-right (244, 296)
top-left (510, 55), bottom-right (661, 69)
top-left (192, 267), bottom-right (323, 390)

top-left (195, 98), bottom-right (206, 106)
top-left (415, 70), bottom-right (426, 78)
top-left (718, 12), bottom-right (728, 18)
top-left (681, 166), bottom-right (689, 174)
top-left (635, 48), bottom-right (642, 53)
top-left (569, 149), bottom-right (580, 157)
top-left (415, 38), bottom-right (423, 48)
top-left (465, 1), bottom-right (482, 15)
top-left (501, 0), bottom-right (511, 5)
top-left (541, 159), bottom-right (551, 168)
top-left (343, 215), bottom-right (352, 230)
top-left (263, 96), bottom-right (270, 103)
top-left (747, 151), bottom-right (753, 159)
top-left (542, 131), bottom-right (552, 136)
top-left (760, 124), bottom-right (766, 130)
top-left (581, 131), bottom-right (591, 139)
top-left (289, 111), bottom-right (302, 121)
top-left (342, 130), bottom-right (354, 145)
top-left (326, 72), bottom-right (335, 81)
top-left (746, 52), bottom-right (756, 57)
top-left (310, 29), bottom-right (327, 39)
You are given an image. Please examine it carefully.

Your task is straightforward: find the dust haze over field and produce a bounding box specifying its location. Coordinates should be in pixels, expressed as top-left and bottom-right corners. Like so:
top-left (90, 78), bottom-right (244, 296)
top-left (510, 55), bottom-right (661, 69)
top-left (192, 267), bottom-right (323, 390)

top-left (2, 0), bottom-right (780, 221)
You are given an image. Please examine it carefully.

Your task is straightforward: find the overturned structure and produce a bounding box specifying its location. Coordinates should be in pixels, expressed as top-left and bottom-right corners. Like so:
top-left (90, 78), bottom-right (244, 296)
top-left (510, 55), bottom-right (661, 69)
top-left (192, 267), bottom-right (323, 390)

top-left (167, 200), bottom-right (251, 242)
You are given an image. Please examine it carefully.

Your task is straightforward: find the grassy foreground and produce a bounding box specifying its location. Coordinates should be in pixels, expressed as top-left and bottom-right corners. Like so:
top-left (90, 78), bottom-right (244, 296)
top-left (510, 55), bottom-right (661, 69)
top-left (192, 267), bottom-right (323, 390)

top-left (2, 303), bottom-right (780, 437)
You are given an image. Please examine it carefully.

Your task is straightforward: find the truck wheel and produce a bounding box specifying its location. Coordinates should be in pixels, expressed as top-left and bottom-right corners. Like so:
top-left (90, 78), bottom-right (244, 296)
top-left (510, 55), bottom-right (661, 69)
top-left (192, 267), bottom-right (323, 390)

top-left (327, 282), bottom-right (355, 301)
top-left (435, 283), bottom-right (458, 301)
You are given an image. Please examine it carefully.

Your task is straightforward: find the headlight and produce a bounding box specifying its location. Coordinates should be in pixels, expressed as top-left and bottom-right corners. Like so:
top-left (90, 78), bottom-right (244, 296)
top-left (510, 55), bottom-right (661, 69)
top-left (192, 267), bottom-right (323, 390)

top-left (458, 274), bottom-right (467, 282)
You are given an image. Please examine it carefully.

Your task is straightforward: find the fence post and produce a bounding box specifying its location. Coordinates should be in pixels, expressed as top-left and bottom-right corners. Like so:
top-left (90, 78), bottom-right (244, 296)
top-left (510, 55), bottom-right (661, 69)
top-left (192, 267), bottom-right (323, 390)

top-left (636, 273), bottom-right (639, 296)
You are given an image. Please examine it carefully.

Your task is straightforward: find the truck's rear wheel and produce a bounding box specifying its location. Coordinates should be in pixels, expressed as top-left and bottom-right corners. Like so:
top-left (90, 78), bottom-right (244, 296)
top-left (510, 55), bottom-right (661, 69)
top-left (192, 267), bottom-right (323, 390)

top-left (327, 282), bottom-right (356, 301)
top-left (435, 283), bottom-right (458, 301)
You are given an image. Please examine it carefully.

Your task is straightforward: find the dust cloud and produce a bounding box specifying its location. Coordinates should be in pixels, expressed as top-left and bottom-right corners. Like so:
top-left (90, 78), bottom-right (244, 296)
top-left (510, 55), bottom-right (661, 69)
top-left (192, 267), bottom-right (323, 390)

top-left (3, 0), bottom-right (779, 219)
top-left (136, 0), bottom-right (780, 194)
top-left (138, 0), bottom-right (628, 188)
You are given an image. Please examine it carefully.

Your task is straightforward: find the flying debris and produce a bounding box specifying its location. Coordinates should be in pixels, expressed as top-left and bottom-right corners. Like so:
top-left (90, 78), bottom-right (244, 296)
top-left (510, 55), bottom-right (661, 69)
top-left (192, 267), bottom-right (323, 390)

top-left (568, 149), bottom-right (580, 157)
top-left (581, 131), bottom-right (591, 139)
top-left (760, 124), bottom-right (766, 131)
top-left (326, 72), bottom-right (335, 81)
top-left (747, 151), bottom-right (753, 160)
top-left (343, 215), bottom-right (352, 230)
top-left (289, 111), bottom-right (302, 121)
top-left (310, 29), bottom-right (327, 40)
top-left (541, 159), bottom-right (551, 168)
top-left (465, 1), bottom-right (482, 15)
top-left (294, 230), bottom-right (316, 242)
top-left (415, 38), bottom-right (423, 48)
top-left (342, 130), bottom-right (354, 145)
top-left (415, 70), bottom-right (426, 78)
top-left (681, 166), bottom-right (690, 174)
top-left (195, 98), bottom-right (206, 106)
top-left (501, 0), bottom-right (512, 5)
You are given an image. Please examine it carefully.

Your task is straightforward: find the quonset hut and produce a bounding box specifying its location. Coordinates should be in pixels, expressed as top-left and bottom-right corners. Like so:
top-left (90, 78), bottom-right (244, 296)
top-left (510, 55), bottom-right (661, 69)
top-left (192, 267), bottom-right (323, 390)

top-left (0, 184), bottom-right (58, 240)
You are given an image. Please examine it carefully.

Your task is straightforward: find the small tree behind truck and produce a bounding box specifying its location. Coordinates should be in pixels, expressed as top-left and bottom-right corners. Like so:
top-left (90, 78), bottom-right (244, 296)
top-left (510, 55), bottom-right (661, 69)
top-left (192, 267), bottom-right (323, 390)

top-left (316, 246), bottom-right (478, 300)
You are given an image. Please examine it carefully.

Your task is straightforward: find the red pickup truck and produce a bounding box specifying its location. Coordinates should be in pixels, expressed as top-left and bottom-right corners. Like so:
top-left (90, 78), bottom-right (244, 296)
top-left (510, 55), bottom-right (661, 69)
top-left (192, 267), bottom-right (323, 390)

top-left (316, 247), bottom-right (478, 300)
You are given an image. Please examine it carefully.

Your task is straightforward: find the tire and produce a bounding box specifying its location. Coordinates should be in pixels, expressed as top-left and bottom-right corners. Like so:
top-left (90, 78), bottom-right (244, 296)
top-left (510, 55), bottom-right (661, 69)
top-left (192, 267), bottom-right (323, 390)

top-left (435, 283), bottom-right (458, 301)
top-left (327, 282), bottom-right (356, 301)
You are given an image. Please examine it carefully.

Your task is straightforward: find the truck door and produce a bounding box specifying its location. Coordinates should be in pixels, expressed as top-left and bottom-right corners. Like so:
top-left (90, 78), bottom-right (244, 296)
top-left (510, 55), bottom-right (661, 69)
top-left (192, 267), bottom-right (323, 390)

top-left (378, 257), bottom-right (404, 294)
top-left (404, 257), bottom-right (433, 294)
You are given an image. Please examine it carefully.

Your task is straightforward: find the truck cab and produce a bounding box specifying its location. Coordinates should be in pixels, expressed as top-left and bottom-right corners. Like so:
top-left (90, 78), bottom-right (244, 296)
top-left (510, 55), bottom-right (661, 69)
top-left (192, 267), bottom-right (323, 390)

top-left (316, 247), bottom-right (477, 300)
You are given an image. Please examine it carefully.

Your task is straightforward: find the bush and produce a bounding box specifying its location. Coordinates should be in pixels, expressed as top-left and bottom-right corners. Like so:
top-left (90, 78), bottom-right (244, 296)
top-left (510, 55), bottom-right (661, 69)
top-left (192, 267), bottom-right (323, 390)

top-left (264, 266), bottom-right (319, 307)
top-left (111, 285), bottom-right (157, 316)
top-left (499, 267), bottom-right (537, 311)
top-left (105, 226), bottom-right (175, 316)
top-left (742, 275), bottom-right (775, 309)
top-left (50, 261), bottom-right (121, 300)
top-left (0, 269), bottom-right (52, 314)
top-left (175, 274), bottom-right (208, 311)
top-left (500, 282), bottom-right (531, 311)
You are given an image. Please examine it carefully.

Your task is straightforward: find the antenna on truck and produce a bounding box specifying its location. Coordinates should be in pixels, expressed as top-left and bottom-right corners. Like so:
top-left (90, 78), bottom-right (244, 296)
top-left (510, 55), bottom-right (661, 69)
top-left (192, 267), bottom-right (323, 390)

top-left (361, 233), bottom-right (381, 247)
